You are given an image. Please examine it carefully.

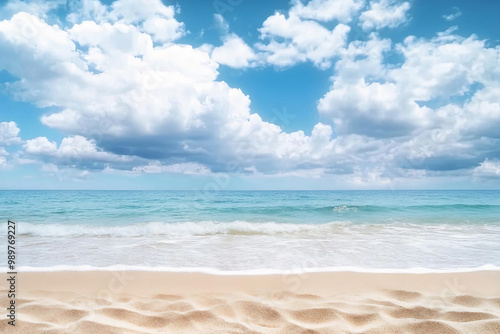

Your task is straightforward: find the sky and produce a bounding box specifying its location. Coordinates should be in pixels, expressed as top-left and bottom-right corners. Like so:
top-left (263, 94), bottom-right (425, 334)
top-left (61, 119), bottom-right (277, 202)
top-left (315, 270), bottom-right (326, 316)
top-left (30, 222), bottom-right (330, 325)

top-left (0, 0), bottom-right (499, 190)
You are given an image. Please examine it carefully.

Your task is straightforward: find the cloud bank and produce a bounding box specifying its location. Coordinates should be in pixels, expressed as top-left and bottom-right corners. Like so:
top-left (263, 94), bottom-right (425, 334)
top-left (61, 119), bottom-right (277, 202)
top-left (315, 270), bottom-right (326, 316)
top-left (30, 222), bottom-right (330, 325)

top-left (0, 0), bottom-right (499, 186)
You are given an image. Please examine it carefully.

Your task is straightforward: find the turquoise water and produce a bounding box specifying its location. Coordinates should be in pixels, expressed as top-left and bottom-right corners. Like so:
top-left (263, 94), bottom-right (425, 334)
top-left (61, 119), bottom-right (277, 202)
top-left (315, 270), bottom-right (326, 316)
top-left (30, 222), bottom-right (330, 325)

top-left (1, 190), bottom-right (499, 270)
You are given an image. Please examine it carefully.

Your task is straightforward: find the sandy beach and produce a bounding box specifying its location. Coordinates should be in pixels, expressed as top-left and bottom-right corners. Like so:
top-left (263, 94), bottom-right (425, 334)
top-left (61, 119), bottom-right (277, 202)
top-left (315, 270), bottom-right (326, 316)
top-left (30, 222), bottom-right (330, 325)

top-left (2, 270), bottom-right (500, 333)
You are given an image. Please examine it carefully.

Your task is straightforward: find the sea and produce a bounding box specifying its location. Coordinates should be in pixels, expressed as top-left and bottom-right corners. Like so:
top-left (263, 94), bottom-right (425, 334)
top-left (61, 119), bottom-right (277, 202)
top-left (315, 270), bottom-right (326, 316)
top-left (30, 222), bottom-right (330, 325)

top-left (1, 190), bottom-right (499, 273)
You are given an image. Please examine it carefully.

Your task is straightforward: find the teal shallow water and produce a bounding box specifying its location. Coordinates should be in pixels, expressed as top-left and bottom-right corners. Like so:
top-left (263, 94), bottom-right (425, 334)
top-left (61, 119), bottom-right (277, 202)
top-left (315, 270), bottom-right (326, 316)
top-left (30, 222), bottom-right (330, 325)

top-left (2, 190), bottom-right (499, 225)
top-left (0, 190), bottom-right (499, 270)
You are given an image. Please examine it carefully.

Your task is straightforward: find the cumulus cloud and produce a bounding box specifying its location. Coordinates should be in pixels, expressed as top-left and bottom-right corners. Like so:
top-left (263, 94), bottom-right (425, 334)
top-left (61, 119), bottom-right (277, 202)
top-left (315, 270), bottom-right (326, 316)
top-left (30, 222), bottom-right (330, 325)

top-left (289, 0), bottom-right (365, 23)
top-left (319, 29), bottom-right (500, 173)
top-left (24, 135), bottom-right (132, 169)
top-left (109, 0), bottom-right (185, 43)
top-left (211, 1), bottom-right (361, 69)
top-left (212, 0), bottom-right (409, 69)
top-left (319, 81), bottom-right (434, 137)
top-left (67, 0), bottom-right (185, 43)
top-left (211, 33), bottom-right (258, 68)
top-left (359, 0), bottom-right (410, 31)
top-left (209, 14), bottom-right (258, 68)
top-left (318, 35), bottom-right (434, 137)
top-left (66, 0), bottom-right (110, 24)
top-left (390, 35), bottom-right (485, 101)
top-left (474, 160), bottom-right (500, 178)
top-left (0, 121), bottom-right (21, 145)
top-left (0, 11), bottom-right (346, 175)
top-left (1, 0), bottom-right (499, 186)
top-left (24, 136), bottom-right (57, 155)
top-left (257, 12), bottom-right (350, 68)
top-left (212, 0), bottom-right (412, 69)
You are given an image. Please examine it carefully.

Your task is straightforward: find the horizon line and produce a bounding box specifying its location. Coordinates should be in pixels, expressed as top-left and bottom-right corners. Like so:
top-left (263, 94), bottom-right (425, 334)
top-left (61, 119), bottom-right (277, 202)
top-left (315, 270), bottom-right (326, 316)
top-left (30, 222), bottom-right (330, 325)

top-left (0, 189), bottom-right (499, 191)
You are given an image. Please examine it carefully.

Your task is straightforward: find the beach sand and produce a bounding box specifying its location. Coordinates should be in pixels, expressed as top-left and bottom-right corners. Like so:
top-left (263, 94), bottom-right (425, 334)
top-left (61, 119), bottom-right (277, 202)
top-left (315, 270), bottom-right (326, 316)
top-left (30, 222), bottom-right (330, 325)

top-left (2, 270), bottom-right (500, 333)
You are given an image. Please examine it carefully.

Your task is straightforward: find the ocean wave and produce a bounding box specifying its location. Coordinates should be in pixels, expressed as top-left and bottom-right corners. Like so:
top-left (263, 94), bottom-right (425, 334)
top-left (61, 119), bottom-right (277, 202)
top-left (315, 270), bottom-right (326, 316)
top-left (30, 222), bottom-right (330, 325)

top-left (254, 204), bottom-right (500, 214)
top-left (329, 204), bottom-right (500, 212)
top-left (12, 220), bottom-right (500, 238)
top-left (15, 221), bottom-right (353, 238)
top-left (332, 205), bottom-right (358, 213)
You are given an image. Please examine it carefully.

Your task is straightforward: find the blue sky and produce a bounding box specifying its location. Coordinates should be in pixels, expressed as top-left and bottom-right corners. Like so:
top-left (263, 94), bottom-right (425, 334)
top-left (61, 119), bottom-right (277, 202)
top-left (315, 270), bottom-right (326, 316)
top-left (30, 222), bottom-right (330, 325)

top-left (0, 0), bottom-right (499, 189)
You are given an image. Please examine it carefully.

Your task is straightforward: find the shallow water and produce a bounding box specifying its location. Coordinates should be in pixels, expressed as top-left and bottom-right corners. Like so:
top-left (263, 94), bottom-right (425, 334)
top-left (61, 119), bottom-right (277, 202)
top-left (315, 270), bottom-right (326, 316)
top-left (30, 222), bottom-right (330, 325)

top-left (1, 190), bottom-right (499, 271)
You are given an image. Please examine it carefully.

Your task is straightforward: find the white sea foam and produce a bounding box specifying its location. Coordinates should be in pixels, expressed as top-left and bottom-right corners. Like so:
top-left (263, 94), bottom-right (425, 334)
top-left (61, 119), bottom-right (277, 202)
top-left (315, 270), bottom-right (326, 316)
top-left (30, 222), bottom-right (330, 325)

top-left (8, 264), bottom-right (500, 274)
top-left (6, 221), bottom-right (500, 270)
top-left (14, 220), bottom-right (351, 237)
top-left (333, 205), bottom-right (358, 213)
top-left (11, 220), bottom-right (500, 238)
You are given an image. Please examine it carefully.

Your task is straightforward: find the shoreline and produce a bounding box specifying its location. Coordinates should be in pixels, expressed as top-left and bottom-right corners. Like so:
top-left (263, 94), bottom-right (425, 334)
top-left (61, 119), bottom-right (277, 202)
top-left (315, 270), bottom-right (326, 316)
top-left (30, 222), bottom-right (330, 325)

top-left (3, 270), bottom-right (500, 333)
top-left (11, 264), bottom-right (500, 274)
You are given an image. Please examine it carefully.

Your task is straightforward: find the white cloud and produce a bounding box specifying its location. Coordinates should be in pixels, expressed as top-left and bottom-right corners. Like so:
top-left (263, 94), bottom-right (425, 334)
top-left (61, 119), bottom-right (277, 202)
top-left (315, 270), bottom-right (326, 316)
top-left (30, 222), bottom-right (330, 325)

top-left (24, 137), bottom-right (57, 155)
top-left (359, 0), bottom-right (410, 31)
top-left (0, 0), bottom-right (64, 20)
top-left (214, 6), bottom-right (351, 69)
top-left (0, 12), bottom-right (347, 175)
top-left (213, 13), bottom-right (229, 33)
top-left (318, 35), bottom-right (434, 137)
top-left (141, 14), bottom-right (184, 43)
top-left (318, 28), bottom-right (500, 174)
top-left (390, 34), bottom-right (485, 101)
top-left (257, 12), bottom-right (350, 68)
top-left (1, 0), bottom-right (500, 185)
top-left (66, 0), bottom-right (111, 24)
top-left (211, 33), bottom-right (258, 68)
top-left (474, 160), bottom-right (500, 178)
top-left (68, 20), bottom-right (153, 71)
top-left (66, 0), bottom-right (185, 43)
top-left (109, 0), bottom-right (173, 24)
top-left (333, 34), bottom-right (391, 83)
top-left (110, 0), bottom-right (185, 43)
top-left (462, 85), bottom-right (500, 138)
top-left (0, 147), bottom-right (8, 168)
top-left (289, 0), bottom-right (365, 23)
top-left (24, 135), bottom-right (131, 169)
top-left (212, 0), bottom-right (408, 69)
top-left (211, 0), bottom-right (410, 69)
top-left (443, 7), bottom-right (462, 22)
top-left (58, 136), bottom-right (129, 162)
top-left (319, 80), bottom-right (434, 137)
top-left (320, 32), bottom-right (500, 139)
top-left (0, 121), bottom-right (21, 145)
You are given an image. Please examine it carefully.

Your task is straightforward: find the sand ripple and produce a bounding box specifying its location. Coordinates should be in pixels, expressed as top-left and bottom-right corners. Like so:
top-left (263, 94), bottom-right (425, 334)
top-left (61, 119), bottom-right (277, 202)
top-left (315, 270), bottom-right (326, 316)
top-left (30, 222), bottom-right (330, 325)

top-left (1, 289), bottom-right (499, 333)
